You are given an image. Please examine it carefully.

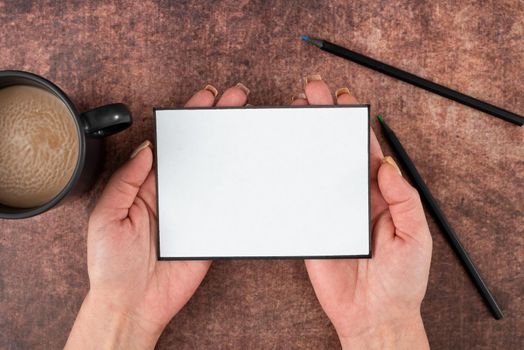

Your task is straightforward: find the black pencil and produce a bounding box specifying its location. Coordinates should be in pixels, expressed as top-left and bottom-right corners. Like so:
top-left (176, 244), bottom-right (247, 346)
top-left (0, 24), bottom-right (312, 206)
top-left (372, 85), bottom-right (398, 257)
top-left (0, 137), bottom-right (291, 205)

top-left (302, 35), bottom-right (524, 126)
top-left (377, 115), bottom-right (504, 320)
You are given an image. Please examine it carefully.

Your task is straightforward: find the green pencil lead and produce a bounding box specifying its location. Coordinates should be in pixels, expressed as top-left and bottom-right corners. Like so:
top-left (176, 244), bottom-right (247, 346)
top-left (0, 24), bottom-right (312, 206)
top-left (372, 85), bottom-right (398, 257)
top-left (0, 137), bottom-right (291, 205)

top-left (376, 115), bottom-right (384, 123)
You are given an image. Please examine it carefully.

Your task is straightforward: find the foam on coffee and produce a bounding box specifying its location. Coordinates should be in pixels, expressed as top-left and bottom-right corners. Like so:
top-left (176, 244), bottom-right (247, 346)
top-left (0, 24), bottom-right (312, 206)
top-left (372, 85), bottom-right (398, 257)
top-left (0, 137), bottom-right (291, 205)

top-left (0, 85), bottom-right (79, 208)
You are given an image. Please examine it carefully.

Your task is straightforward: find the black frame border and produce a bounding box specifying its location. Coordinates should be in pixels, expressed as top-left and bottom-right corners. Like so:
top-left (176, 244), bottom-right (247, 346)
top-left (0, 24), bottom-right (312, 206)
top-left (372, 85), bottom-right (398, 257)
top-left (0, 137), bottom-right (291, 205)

top-left (153, 105), bottom-right (372, 260)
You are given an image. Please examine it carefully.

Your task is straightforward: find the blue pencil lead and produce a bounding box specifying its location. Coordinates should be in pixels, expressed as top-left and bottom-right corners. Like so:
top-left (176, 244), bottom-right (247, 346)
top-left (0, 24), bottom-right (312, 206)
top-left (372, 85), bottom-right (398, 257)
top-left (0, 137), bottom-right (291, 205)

top-left (301, 36), bottom-right (323, 48)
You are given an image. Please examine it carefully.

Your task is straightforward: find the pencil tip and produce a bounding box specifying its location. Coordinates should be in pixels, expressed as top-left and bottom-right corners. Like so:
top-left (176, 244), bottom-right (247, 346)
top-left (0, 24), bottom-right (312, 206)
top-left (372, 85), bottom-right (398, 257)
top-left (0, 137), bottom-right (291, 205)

top-left (300, 36), bottom-right (323, 48)
top-left (377, 115), bottom-right (384, 123)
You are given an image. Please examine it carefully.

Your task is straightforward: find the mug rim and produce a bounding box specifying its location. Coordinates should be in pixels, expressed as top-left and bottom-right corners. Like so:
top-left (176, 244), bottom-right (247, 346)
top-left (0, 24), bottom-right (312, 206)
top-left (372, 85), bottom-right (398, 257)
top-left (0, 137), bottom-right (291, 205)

top-left (0, 70), bottom-right (86, 219)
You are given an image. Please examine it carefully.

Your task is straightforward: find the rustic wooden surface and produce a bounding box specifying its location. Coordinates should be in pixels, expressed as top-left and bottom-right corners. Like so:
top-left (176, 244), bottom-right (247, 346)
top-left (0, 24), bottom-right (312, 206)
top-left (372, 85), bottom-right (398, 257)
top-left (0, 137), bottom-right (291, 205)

top-left (1, 1), bottom-right (523, 349)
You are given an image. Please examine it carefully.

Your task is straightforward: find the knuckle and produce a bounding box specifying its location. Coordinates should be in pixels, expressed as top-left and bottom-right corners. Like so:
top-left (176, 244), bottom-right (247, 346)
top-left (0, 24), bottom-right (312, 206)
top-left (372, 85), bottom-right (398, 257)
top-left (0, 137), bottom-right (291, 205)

top-left (408, 185), bottom-right (421, 201)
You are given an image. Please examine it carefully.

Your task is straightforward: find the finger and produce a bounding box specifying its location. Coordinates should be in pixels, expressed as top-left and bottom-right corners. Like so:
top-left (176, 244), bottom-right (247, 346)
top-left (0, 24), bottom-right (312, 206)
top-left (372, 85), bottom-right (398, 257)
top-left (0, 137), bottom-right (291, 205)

top-left (304, 74), bottom-right (334, 105)
top-left (92, 141), bottom-right (154, 222)
top-left (370, 128), bottom-right (384, 180)
top-left (377, 157), bottom-right (431, 245)
top-left (372, 209), bottom-right (396, 250)
top-left (291, 93), bottom-right (308, 106)
top-left (216, 83), bottom-right (250, 106)
top-left (371, 183), bottom-right (388, 224)
top-left (185, 84), bottom-right (218, 107)
top-left (304, 259), bottom-right (357, 316)
top-left (335, 87), bottom-right (359, 105)
top-left (369, 127), bottom-right (388, 222)
top-left (137, 170), bottom-right (157, 216)
top-left (305, 259), bottom-right (357, 292)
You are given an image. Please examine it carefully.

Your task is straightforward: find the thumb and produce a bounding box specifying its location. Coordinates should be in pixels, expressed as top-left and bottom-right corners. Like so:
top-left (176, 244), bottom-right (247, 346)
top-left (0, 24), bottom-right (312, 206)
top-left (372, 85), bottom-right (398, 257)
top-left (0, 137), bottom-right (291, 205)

top-left (92, 140), bottom-right (153, 222)
top-left (377, 156), bottom-right (431, 244)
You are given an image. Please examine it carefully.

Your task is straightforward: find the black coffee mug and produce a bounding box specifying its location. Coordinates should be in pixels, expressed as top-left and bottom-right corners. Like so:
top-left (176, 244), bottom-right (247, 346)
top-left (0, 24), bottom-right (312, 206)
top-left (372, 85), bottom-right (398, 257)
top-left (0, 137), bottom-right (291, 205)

top-left (0, 70), bottom-right (132, 219)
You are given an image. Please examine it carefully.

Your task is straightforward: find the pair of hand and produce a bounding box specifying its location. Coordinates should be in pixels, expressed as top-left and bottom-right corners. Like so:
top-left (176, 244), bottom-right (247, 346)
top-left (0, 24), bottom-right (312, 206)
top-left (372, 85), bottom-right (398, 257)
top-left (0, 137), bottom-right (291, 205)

top-left (66, 77), bottom-right (432, 350)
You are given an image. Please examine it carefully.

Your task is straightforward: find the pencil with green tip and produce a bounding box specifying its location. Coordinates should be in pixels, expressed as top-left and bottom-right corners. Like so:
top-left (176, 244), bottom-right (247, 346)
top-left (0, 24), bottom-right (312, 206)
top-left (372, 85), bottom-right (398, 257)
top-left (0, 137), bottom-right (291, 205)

top-left (377, 115), bottom-right (504, 320)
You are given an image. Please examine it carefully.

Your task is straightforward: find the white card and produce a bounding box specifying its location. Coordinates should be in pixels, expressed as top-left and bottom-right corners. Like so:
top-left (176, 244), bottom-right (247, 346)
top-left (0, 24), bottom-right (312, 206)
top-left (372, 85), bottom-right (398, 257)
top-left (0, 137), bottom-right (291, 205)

top-left (155, 106), bottom-right (370, 259)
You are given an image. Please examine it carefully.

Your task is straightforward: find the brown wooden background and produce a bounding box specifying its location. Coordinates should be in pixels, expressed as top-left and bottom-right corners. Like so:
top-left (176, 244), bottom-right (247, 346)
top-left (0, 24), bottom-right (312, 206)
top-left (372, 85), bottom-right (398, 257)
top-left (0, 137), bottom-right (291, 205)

top-left (1, 1), bottom-right (523, 349)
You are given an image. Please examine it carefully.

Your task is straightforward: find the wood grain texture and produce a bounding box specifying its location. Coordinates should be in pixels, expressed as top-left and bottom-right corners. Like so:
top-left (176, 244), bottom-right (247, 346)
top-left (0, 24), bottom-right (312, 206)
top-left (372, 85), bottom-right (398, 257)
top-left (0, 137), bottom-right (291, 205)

top-left (0, 0), bottom-right (522, 349)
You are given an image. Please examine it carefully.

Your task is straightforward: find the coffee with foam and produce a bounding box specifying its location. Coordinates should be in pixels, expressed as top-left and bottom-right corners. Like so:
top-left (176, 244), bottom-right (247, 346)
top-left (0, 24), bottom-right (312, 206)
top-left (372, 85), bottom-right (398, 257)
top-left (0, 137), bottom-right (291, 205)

top-left (0, 85), bottom-right (79, 208)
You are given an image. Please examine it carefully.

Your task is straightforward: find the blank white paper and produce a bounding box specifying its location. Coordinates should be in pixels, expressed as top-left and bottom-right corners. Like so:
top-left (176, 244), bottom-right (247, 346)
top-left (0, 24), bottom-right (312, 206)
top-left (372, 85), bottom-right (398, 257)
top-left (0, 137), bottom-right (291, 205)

top-left (155, 106), bottom-right (369, 258)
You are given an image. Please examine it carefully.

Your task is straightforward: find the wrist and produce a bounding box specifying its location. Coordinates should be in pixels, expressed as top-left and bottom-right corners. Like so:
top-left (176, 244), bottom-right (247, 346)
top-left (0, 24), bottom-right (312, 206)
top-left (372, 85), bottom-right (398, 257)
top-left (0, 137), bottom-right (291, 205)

top-left (66, 292), bottom-right (162, 350)
top-left (337, 311), bottom-right (429, 350)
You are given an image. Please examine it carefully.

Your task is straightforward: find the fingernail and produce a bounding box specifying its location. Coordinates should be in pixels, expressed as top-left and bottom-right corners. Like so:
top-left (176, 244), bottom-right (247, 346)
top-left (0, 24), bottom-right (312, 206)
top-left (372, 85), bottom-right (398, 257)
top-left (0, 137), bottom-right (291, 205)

top-left (291, 93), bottom-right (307, 102)
top-left (130, 140), bottom-right (152, 159)
top-left (335, 87), bottom-right (352, 98)
top-left (305, 74), bottom-right (322, 84)
top-left (204, 84), bottom-right (218, 97)
top-left (235, 83), bottom-right (250, 96)
top-left (382, 156), bottom-right (402, 176)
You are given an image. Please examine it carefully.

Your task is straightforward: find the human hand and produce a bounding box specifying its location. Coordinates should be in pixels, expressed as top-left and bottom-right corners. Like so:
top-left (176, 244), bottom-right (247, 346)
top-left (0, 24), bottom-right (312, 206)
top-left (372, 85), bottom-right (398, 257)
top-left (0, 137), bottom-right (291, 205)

top-left (294, 76), bottom-right (432, 349)
top-left (66, 83), bottom-right (251, 350)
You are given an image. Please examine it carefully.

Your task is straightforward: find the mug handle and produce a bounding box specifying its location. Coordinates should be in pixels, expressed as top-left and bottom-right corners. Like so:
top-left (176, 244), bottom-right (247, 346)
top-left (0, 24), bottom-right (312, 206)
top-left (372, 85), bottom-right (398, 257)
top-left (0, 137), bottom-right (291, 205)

top-left (81, 103), bottom-right (132, 138)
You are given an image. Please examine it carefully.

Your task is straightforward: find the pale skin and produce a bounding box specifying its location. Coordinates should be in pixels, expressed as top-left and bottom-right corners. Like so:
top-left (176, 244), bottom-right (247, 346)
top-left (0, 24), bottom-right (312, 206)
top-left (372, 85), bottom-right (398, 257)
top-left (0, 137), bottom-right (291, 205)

top-left (66, 78), bottom-right (432, 350)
